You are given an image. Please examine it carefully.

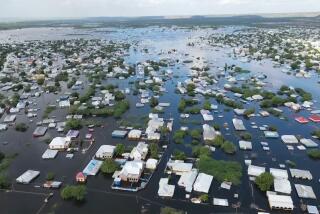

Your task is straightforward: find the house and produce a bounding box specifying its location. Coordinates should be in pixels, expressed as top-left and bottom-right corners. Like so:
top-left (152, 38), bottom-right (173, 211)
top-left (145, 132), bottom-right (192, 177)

top-left (167, 161), bottom-right (193, 175)
top-left (95, 145), bottom-right (116, 159)
top-left (178, 169), bottom-right (198, 192)
top-left (274, 179), bottom-right (292, 194)
top-left (128, 129), bottom-right (142, 140)
top-left (232, 118), bottom-right (246, 131)
top-left (248, 165), bottom-right (265, 177)
top-left (239, 141), bottom-right (252, 150)
top-left (203, 124), bottom-right (217, 141)
top-left (295, 184), bottom-right (317, 199)
top-left (158, 178), bottom-right (175, 198)
top-left (130, 142), bottom-right (148, 161)
top-left (112, 130), bottom-right (128, 138)
top-left (33, 126), bottom-right (48, 137)
top-left (16, 170), bottom-right (40, 184)
top-left (76, 172), bottom-right (87, 183)
top-left (281, 135), bottom-right (299, 144)
top-left (146, 158), bottom-right (158, 170)
top-left (309, 114), bottom-right (320, 123)
top-left (118, 160), bottom-right (144, 183)
top-left (267, 193), bottom-right (294, 210)
top-left (4, 115), bottom-right (16, 123)
top-left (49, 137), bottom-right (71, 150)
top-left (193, 173), bottom-right (213, 193)
top-left (66, 130), bottom-right (79, 139)
top-left (289, 168), bottom-right (313, 180)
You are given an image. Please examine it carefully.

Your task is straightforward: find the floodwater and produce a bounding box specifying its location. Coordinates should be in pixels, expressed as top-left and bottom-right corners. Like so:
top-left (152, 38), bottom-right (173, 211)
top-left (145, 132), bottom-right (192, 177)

top-left (0, 26), bottom-right (319, 214)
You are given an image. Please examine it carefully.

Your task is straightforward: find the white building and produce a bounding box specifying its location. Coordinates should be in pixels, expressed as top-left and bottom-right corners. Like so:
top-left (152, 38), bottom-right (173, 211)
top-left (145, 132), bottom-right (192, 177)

top-left (119, 160), bottom-right (144, 183)
top-left (95, 145), bottom-right (116, 159)
top-left (130, 142), bottom-right (149, 161)
top-left (49, 137), bottom-right (71, 150)
top-left (193, 173), bottom-right (213, 193)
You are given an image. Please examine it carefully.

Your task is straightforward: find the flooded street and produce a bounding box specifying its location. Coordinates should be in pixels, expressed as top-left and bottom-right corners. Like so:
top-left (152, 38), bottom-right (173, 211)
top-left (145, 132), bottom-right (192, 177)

top-left (0, 26), bottom-right (319, 214)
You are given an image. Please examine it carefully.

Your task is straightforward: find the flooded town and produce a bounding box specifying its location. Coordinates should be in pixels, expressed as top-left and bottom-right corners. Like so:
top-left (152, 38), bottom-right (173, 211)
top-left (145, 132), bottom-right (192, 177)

top-left (0, 10), bottom-right (320, 214)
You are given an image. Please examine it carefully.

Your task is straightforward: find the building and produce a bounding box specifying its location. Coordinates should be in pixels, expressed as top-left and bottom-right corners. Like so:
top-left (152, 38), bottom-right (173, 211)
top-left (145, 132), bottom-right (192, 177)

top-left (193, 173), bottom-right (213, 193)
top-left (146, 158), bottom-right (158, 170)
top-left (202, 124), bottom-right (217, 141)
top-left (130, 142), bottom-right (149, 161)
top-left (118, 161), bottom-right (144, 183)
top-left (178, 169), bottom-right (198, 192)
top-left (267, 193), bottom-right (294, 210)
top-left (76, 172), bottom-right (87, 183)
top-left (158, 178), bottom-right (175, 198)
top-left (128, 129), bottom-right (142, 140)
top-left (16, 170), bottom-right (40, 184)
top-left (95, 145), bottom-right (116, 159)
top-left (232, 118), bottom-right (246, 131)
top-left (49, 137), bottom-right (71, 150)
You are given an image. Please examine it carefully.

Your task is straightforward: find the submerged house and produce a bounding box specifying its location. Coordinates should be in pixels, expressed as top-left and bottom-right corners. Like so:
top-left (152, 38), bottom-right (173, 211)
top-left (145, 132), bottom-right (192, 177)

top-left (267, 192), bottom-right (294, 211)
top-left (49, 137), bottom-right (71, 150)
top-left (232, 118), bottom-right (246, 131)
top-left (158, 178), bottom-right (175, 198)
top-left (118, 160), bottom-right (144, 183)
top-left (95, 145), bottom-right (116, 159)
top-left (129, 142), bottom-right (149, 161)
top-left (203, 124), bottom-right (217, 141)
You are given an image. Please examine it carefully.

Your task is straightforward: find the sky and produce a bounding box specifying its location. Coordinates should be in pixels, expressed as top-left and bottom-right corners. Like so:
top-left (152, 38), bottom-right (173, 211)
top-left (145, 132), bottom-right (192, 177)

top-left (0, 0), bottom-right (320, 19)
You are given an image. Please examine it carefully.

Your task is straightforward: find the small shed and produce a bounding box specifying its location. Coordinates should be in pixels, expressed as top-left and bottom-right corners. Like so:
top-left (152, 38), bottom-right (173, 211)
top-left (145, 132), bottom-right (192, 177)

top-left (76, 172), bottom-right (87, 183)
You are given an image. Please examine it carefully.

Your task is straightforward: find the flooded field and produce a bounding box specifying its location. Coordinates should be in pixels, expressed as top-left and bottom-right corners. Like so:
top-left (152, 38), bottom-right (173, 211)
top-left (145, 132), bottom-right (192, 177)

top-left (0, 26), bottom-right (319, 214)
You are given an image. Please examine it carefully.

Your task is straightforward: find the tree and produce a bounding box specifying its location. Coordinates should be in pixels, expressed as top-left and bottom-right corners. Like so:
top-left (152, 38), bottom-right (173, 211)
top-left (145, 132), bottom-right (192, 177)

top-left (149, 143), bottom-right (158, 159)
top-left (221, 141), bottom-right (236, 154)
top-left (46, 172), bottom-right (55, 181)
top-left (307, 149), bottom-right (320, 160)
top-left (65, 119), bottom-right (82, 130)
top-left (37, 78), bottom-right (45, 85)
top-left (255, 172), bottom-right (274, 192)
top-left (192, 146), bottom-right (211, 158)
top-left (61, 185), bottom-right (86, 201)
top-left (203, 100), bottom-right (211, 110)
top-left (15, 123), bottom-right (28, 132)
top-left (173, 150), bottom-right (186, 160)
top-left (200, 194), bottom-right (209, 202)
top-left (100, 159), bottom-right (118, 174)
top-left (190, 129), bottom-right (201, 140)
top-left (150, 96), bottom-right (159, 108)
top-left (115, 144), bottom-right (125, 157)
top-left (0, 174), bottom-right (10, 189)
top-left (114, 91), bottom-right (125, 101)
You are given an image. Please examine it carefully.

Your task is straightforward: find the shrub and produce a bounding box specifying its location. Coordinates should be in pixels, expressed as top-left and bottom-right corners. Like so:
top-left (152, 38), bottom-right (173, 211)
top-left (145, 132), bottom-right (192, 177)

top-left (221, 141), bottom-right (236, 154)
top-left (307, 149), bottom-right (320, 160)
top-left (173, 150), bottom-right (186, 160)
top-left (100, 159), bottom-right (118, 174)
top-left (255, 172), bottom-right (274, 191)
top-left (115, 144), bottom-right (125, 156)
top-left (190, 129), bottom-right (201, 140)
top-left (15, 123), bottom-right (28, 132)
top-left (61, 185), bottom-right (86, 201)
top-left (46, 172), bottom-right (55, 181)
top-left (197, 156), bottom-right (242, 185)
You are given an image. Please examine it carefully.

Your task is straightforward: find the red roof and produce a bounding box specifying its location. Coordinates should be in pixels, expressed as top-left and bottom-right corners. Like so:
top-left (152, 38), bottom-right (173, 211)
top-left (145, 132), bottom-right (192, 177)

top-left (295, 116), bottom-right (309, 124)
top-left (76, 172), bottom-right (86, 180)
top-left (309, 114), bottom-right (320, 123)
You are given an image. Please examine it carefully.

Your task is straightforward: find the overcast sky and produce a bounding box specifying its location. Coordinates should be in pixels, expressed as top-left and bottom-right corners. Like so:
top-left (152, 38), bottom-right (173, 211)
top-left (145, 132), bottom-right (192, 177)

top-left (1, 0), bottom-right (320, 19)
